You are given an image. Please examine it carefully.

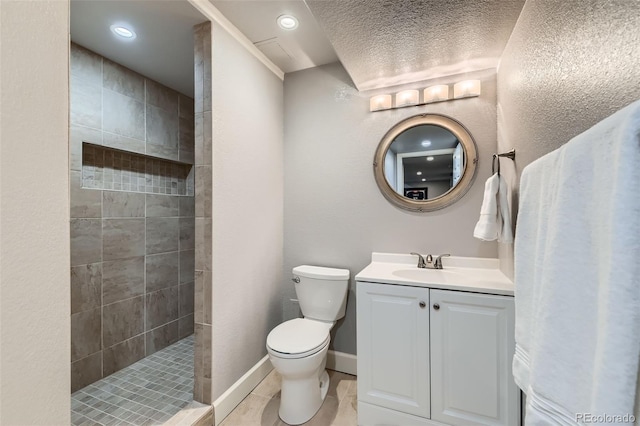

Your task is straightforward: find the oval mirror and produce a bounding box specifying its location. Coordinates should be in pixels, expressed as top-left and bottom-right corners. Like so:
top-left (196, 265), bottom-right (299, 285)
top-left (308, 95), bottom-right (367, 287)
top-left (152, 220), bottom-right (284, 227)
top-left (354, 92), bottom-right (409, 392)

top-left (373, 114), bottom-right (478, 212)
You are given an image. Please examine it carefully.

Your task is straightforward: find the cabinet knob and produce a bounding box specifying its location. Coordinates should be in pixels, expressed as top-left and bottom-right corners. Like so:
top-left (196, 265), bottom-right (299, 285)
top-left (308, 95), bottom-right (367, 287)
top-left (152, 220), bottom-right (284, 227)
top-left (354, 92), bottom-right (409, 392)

top-left (433, 303), bottom-right (440, 310)
top-left (419, 301), bottom-right (426, 309)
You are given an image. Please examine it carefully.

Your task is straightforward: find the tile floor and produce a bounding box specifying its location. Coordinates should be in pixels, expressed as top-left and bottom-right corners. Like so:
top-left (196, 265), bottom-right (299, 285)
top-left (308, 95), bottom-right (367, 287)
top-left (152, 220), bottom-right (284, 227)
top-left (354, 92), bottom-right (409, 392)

top-left (71, 335), bottom-right (194, 425)
top-left (220, 369), bottom-right (357, 426)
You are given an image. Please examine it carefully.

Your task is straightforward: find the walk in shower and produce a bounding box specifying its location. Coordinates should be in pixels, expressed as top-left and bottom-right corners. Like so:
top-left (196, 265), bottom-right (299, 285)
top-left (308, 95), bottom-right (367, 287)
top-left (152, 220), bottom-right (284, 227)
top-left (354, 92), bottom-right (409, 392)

top-left (69, 1), bottom-right (210, 422)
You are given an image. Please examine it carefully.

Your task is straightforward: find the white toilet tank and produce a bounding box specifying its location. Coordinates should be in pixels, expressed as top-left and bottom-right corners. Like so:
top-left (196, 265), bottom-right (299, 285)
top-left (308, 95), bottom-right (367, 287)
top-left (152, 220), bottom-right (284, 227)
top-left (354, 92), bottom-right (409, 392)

top-left (293, 265), bottom-right (350, 322)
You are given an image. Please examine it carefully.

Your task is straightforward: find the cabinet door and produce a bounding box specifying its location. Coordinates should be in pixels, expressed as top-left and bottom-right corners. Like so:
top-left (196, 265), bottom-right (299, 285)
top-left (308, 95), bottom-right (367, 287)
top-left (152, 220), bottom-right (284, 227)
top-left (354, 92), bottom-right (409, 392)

top-left (430, 289), bottom-right (519, 426)
top-left (357, 281), bottom-right (430, 418)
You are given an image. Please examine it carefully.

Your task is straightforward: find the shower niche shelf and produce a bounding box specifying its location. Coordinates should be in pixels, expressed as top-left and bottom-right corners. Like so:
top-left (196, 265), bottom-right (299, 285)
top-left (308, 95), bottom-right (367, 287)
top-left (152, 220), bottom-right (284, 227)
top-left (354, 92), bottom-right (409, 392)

top-left (81, 143), bottom-right (194, 196)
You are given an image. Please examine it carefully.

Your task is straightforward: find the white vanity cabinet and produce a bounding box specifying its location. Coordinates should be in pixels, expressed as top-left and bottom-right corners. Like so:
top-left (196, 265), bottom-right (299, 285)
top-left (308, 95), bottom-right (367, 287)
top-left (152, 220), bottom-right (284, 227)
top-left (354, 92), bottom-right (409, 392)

top-left (357, 281), bottom-right (519, 426)
top-left (429, 289), bottom-right (517, 426)
top-left (357, 282), bottom-right (431, 418)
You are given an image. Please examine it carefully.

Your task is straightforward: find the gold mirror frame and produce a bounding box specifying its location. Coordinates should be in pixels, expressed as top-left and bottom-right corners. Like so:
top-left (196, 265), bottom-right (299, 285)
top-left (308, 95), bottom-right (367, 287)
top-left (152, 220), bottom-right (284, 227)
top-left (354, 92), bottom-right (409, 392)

top-left (373, 114), bottom-right (478, 212)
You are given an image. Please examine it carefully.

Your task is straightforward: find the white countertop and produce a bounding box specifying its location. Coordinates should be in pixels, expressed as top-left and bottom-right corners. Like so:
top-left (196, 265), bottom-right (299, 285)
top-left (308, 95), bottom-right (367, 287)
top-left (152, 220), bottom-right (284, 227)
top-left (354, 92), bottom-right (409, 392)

top-left (355, 252), bottom-right (514, 296)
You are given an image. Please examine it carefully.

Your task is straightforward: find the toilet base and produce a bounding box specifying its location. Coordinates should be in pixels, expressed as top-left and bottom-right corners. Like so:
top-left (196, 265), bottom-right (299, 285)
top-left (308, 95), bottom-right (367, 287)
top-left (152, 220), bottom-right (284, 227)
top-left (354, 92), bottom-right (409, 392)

top-left (268, 342), bottom-right (330, 426)
top-left (319, 370), bottom-right (329, 401)
top-left (279, 369), bottom-right (330, 425)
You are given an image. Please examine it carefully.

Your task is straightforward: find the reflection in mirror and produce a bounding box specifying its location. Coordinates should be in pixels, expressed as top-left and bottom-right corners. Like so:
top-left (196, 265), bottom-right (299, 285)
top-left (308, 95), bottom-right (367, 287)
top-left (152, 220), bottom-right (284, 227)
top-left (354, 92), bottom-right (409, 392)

top-left (383, 125), bottom-right (464, 200)
top-left (373, 114), bottom-right (478, 212)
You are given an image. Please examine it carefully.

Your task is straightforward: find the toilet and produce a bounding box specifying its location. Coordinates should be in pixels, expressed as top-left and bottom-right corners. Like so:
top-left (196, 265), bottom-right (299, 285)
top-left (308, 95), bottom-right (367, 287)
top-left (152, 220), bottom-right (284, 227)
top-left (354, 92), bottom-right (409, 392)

top-left (266, 265), bottom-right (350, 425)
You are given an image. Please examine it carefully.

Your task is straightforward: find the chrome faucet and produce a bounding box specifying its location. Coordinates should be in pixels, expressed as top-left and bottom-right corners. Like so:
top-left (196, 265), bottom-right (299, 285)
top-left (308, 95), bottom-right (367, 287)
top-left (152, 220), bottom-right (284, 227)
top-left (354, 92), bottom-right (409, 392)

top-left (410, 252), bottom-right (433, 269)
top-left (410, 253), bottom-right (450, 269)
top-left (434, 254), bottom-right (450, 269)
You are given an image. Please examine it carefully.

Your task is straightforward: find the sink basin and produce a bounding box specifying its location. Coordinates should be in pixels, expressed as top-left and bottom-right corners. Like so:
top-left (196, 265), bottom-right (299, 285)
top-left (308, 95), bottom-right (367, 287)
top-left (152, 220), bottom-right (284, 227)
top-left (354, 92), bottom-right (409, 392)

top-left (392, 268), bottom-right (463, 283)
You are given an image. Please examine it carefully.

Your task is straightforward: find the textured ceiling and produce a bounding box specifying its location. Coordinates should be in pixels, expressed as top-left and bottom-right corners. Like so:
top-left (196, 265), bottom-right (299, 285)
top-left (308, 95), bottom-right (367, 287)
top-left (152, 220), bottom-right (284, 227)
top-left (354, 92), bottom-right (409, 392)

top-left (306, 0), bottom-right (526, 91)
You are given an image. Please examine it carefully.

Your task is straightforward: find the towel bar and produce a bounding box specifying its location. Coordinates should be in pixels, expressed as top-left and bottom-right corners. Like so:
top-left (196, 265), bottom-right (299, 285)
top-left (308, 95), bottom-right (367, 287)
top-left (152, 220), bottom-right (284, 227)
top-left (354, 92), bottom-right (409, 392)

top-left (492, 149), bottom-right (516, 175)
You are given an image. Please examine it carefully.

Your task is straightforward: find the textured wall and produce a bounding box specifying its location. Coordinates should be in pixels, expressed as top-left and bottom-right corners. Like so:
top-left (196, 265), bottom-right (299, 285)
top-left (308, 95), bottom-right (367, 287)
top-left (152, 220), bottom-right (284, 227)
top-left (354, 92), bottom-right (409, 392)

top-left (69, 44), bottom-right (195, 391)
top-left (497, 0), bottom-right (640, 278)
top-left (284, 63), bottom-right (499, 355)
top-left (211, 21), bottom-right (284, 400)
top-left (0, 1), bottom-right (71, 423)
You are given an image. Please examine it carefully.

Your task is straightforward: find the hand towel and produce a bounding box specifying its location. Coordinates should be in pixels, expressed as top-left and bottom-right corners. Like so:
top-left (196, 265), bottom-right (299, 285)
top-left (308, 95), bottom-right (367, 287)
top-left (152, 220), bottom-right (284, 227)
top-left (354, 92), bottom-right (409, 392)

top-left (513, 100), bottom-right (640, 425)
top-left (498, 175), bottom-right (513, 243)
top-left (474, 173), bottom-right (513, 243)
top-left (474, 173), bottom-right (500, 240)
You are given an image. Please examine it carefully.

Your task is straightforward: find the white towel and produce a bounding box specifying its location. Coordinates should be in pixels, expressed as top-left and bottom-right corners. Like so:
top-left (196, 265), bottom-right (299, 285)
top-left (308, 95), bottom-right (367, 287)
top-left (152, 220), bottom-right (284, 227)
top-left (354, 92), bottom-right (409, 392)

top-left (474, 173), bottom-right (513, 243)
top-left (513, 100), bottom-right (640, 425)
top-left (498, 175), bottom-right (513, 243)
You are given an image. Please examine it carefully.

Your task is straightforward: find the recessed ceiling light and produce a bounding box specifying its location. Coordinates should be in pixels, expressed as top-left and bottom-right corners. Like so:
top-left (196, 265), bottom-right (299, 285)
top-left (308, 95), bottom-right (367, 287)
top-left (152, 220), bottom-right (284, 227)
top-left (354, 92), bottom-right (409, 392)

top-left (277, 14), bottom-right (298, 30)
top-left (426, 156), bottom-right (434, 161)
top-left (421, 140), bottom-right (432, 147)
top-left (421, 178), bottom-right (426, 182)
top-left (110, 24), bottom-right (136, 40)
top-left (416, 171), bottom-right (422, 175)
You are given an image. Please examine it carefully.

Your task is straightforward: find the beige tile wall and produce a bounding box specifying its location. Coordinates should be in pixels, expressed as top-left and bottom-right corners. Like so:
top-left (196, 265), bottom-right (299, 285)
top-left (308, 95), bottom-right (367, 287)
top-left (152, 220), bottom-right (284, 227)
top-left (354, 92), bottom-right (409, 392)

top-left (69, 43), bottom-right (196, 392)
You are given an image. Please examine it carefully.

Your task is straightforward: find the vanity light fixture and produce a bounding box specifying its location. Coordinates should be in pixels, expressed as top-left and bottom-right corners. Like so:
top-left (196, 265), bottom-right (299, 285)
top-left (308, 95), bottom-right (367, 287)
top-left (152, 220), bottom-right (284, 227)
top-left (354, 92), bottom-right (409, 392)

top-left (369, 79), bottom-right (481, 113)
top-left (423, 85), bottom-right (450, 103)
top-left (395, 90), bottom-right (420, 108)
top-left (277, 14), bottom-right (299, 30)
top-left (426, 156), bottom-right (434, 161)
top-left (453, 80), bottom-right (481, 99)
top-left (110, 24), bottom-right (136, 40)
top-left (369, 94), bottom-right (392, 111)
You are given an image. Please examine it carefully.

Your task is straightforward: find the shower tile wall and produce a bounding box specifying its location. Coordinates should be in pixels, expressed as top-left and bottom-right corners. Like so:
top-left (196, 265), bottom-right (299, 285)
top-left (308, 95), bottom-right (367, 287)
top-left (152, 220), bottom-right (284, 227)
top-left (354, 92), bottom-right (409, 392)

top-left (193, 21), bottom-right (213, 405)
top-left (69, 43), bottom-right (195, 392)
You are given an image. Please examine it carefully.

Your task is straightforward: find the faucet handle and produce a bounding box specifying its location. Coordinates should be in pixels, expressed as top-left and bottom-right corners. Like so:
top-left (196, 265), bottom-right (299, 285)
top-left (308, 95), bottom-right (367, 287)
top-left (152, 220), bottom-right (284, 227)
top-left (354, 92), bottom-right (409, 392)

top-left (410, 252), bottom-right (427, 268)
top-left (434, 254), bottom-right (450, 269)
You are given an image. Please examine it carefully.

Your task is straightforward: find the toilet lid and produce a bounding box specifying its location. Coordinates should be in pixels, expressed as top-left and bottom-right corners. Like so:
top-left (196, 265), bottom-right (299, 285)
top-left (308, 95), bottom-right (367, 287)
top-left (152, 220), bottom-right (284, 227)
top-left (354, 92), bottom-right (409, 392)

top-left (267, 318), bottom-right (332, 355)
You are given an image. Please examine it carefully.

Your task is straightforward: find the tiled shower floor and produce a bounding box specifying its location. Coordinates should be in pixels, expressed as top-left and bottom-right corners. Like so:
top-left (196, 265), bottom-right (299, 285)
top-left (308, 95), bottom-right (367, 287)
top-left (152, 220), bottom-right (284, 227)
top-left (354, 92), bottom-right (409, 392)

top-left (71, 335), bottom-right (194, 426)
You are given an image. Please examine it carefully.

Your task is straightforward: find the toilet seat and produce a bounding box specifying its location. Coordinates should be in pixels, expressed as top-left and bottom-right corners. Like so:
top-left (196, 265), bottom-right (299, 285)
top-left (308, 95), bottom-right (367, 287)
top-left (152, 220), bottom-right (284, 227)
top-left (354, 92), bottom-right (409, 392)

top-left (267, 318), bottom-right (332, 359)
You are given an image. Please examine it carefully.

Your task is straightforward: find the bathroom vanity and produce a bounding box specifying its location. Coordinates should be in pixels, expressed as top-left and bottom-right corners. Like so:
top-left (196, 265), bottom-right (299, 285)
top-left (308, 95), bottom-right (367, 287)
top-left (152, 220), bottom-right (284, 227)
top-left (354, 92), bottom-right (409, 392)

top-left (355, 253), bottom-right (519, 426)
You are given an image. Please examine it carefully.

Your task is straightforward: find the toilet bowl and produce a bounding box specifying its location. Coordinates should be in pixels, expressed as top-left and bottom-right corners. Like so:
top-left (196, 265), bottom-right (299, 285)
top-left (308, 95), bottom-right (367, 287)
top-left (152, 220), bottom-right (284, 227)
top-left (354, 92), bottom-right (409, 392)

top-left (267, 319), bottom-right (332, 425)
top-left (266, 265), bottom-right (349, 425)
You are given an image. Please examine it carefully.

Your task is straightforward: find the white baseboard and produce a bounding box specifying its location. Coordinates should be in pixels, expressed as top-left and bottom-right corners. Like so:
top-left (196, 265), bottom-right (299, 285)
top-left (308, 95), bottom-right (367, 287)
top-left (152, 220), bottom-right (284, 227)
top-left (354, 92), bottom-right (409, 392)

top-left (213, 355), bottom-right (273, 426)
top-left (164, 401), bottom-right (213, 426)
top-left (326, 350), bottom-right (357, 376)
